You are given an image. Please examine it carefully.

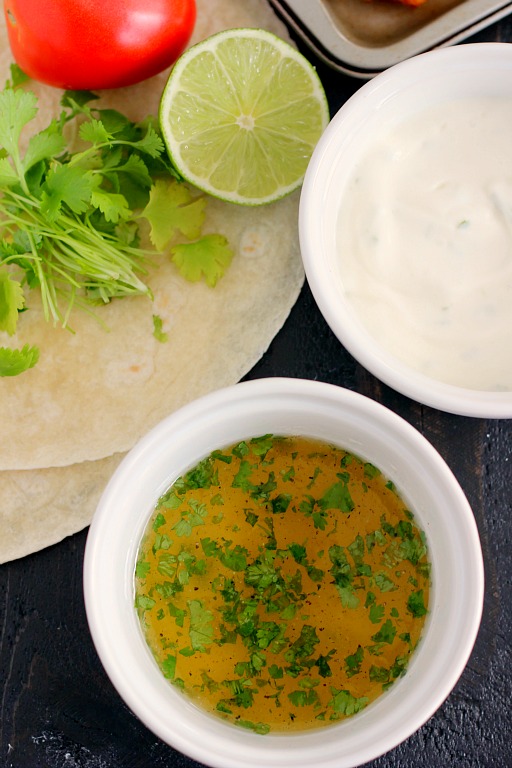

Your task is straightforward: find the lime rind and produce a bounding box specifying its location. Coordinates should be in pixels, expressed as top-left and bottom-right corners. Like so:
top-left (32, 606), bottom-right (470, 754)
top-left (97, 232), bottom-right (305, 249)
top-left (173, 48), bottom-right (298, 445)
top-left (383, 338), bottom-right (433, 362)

top-left (159, 27), bottom-right (329, 206)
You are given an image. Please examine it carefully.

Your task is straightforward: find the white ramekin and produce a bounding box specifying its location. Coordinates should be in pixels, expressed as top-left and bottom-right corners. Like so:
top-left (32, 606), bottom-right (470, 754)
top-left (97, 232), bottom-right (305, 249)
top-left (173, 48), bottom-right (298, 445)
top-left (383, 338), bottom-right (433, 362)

top-left (300, 43), bottom-right (512, 418)
top-left (84, 377), bottom-right (484, 768)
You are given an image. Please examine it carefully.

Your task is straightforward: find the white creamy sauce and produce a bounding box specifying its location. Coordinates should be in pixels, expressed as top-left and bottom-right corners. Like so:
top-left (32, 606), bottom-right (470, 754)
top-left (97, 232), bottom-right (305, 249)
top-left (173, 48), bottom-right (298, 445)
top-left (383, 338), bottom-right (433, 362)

top-left (337, 97), bottom-right (512, 391)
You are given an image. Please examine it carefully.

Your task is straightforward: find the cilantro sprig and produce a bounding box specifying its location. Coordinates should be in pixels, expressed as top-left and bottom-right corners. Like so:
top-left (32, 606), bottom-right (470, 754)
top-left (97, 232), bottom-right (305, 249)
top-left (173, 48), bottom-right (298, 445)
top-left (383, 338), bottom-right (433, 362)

top-left (0, 82), bottom-right (233, 375)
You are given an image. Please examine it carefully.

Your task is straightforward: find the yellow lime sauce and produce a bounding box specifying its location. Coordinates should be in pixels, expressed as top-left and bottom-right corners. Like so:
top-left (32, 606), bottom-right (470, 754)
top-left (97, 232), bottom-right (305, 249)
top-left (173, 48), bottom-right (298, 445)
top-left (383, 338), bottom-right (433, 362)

top-left (135, 435), bottom-right (430, 734)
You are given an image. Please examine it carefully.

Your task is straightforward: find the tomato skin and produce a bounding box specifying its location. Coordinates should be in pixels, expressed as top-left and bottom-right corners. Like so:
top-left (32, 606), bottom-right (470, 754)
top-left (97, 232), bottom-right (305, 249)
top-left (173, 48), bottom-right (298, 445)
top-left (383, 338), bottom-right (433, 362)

top-left (3, 0), bottom-right (197, 90)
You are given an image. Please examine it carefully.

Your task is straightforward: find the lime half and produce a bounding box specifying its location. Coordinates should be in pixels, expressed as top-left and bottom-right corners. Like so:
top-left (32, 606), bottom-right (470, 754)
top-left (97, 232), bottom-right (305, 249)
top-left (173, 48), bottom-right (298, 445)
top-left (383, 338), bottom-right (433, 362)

top-left (159, 28), bottom-right (329, 205)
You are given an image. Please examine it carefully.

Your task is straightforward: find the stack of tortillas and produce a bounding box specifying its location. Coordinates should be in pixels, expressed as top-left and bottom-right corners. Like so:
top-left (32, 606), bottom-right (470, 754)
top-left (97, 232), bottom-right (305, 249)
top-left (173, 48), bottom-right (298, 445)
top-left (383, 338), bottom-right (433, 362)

top-left (0, 0), bottom-right (305, 562)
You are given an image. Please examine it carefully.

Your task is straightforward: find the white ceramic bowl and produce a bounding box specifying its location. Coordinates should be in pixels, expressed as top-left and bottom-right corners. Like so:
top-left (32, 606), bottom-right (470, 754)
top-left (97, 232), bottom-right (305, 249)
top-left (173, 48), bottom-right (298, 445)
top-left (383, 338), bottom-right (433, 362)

top-left (299, 43), bottom-right (512, 418)
top-left (84, 377), bottom-right (484, 768)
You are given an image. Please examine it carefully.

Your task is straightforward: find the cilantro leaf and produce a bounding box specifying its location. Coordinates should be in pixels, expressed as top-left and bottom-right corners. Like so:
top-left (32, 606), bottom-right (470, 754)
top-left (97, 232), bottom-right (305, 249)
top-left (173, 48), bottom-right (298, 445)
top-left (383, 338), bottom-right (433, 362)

top-left (142, 179), bottom-right (206, 250)
top-left (5, 63), bottom-right (29, 89)
top-left (61, 89), bottom-right (99, 112)
top-left (234, 720), bottom-right (270, 735)
top-left (288, 688), bottom-right (319, 707)
top-left (337, 587), bottom-right (360, 609)
top-left (371, 619), bottom-right (397, 645)
top-left (0, 156), bottom-right (19, 187)
top-left (135, 594), bottom-right (156, 615)
top-left (407, 589), bottom-right (428, 618)
top-left (268, 664), bottom-right (284, 679)
top-left (187, 599), bottom-right (214, 652)
top-left (152, 512), bottom-right (166, 530)
top-left (0, 268), bottom-right (25, 335)
top-left (328, 545), bottom-right (352, 589)
top-left (245, 560), bottom-right (278, 590)
top-left (90, 186), bottom-right (131, 223)
top-left (152, 314), bottom-right (168, 343)
top-left (369, 603), bottom-right (385, 624)
top-left (131, 122), bottom-right (165, 158)
top-left (315, 651), bottom-right (334, 678)
top-left (369, 665), bottom-right (390, 684)
top-left (79, 117), bottom-right (114, 146)
top-left (255, 621), bottom-right (281, 649)
top-left (168, 602), bottom-right (186, 628)
top-left (344, 645), bottom-right (364, 677)
top-left (244, 509), bottom-right (259, 527)
top-left (201, 537), bottom-right (221, 558)
top-left (232, 441), bottom-right (249, 458)
top-left (347, 535), bottom-right (365, 564)
top-left (232, 460), bottom-right (254, 492)
top-left (289, 543), bottom-right (307, 565)
top-left (287, 624), bottom-right (320, 660)
top-left (329, 688), bottom-right (368, 716)
top-left (135, 560), bottom-right (150, 579)
top-left (366, 529), bottom-right (387, 552)
top-left (319, 478), bottom-right (354, 513)
top-left (250, 472), bottom-right (278, 502)
top-left (172, 501), bottom-right (207, 537)
top-left (23, 124), bottom-right (66, 174)
top-left (41, 165), bottom-right (94, 220)
top-left (182, 457), bottom-right (218, 490)
top-left (389, 655), bottom-right (408, 680)
top-left (270, 493), bottom-right (292, 514)
top-left (397, 536), bottom-right (428, 566)
top-left (364, 462), bottom-right (380, 479)
top-left (0, 344), bottom-right (39, 376)
top-left (250, 434), bottom-right (274, 457)
top-left (157, 552), bottom-right (177, 578)
top-left (161, 654), bottom-right (177, 680)
top-left (216, 700), bottom-right (232, 714)
top-left (171, 234), bottom-right (233, 287)
top-left (115, 154), bottom-right (153, 188)
top-left (329, 545), bottom-right (359, 608)
top-left (299, 495), bottom-right (328, 530)
top-left (220, 542), bottom-right (248, 572)
top-left (374, 571), bottom-right (397, 593)
top-left (0, 88), bottom-right (38, 160)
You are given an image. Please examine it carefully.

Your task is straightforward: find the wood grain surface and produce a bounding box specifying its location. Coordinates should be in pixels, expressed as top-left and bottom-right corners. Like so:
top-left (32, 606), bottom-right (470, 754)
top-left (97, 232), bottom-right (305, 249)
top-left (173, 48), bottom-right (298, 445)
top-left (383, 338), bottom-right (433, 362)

top-left (1, 12), bottom-right (512, 768)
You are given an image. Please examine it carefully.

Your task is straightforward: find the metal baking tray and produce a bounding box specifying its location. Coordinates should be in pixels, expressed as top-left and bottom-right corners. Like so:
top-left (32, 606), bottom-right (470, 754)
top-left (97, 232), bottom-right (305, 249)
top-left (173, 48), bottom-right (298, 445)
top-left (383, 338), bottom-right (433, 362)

top-left (268, 0), bottom-right (512, 77)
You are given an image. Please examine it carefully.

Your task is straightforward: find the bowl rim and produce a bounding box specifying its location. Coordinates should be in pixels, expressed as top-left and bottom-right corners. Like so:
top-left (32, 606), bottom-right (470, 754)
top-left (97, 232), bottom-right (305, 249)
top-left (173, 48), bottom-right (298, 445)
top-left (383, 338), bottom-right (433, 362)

top-left (299, 42), bottom-right (512, 419)
top-left (83, 377), bottom-right (484, 768)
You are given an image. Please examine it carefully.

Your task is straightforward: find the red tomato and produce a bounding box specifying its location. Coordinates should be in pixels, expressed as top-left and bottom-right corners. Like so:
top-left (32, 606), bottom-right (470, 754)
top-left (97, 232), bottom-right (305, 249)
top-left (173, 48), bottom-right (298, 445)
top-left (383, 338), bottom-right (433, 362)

top-left (3, 0), bottom-right (197, 90)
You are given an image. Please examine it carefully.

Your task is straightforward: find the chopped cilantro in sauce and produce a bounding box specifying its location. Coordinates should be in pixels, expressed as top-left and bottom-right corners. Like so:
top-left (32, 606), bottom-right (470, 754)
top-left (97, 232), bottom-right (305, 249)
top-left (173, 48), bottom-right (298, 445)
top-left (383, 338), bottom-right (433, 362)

top-left (135, 436), bottom-right (430, 733)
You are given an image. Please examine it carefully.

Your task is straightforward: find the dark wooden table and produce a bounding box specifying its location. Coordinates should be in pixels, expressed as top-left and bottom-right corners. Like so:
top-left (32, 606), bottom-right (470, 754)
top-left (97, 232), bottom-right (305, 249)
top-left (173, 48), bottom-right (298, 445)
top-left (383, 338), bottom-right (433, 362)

top-left (1, 11), bottom-right (512, 768)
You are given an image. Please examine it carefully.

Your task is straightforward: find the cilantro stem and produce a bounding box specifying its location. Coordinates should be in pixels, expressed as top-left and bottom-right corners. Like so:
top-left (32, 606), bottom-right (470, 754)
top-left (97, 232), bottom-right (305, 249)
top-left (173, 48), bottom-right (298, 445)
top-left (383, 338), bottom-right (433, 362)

top-left (68, 137), bottom-right (160, 168)
top-left (1, 185), bottom-right (152, 324)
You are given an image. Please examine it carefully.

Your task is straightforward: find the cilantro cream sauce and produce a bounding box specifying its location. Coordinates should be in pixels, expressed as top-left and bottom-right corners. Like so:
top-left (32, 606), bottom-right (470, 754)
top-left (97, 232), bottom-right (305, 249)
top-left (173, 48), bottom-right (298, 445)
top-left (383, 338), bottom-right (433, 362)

top-left (134, 435), bottom-right (430, 733)
top-left (337, 97), bottom-right (512, 391)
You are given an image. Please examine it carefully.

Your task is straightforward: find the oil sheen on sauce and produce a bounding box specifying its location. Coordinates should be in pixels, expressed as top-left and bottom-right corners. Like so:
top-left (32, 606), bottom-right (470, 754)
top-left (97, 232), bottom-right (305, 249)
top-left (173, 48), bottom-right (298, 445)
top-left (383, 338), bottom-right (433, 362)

top-left (135, 435), bottom-right (430, 734)
top-left (337, 97), bottom-right (512, 391)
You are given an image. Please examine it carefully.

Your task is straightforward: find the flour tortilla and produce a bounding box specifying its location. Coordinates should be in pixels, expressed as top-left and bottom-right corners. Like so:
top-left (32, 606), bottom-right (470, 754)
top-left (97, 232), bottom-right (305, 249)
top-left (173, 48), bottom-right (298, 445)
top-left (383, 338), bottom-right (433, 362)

top-left (0, 0), bottom-right (305, 560)
top-left (0, 454), bottom-right (124, 563)
top-left (1, 194), bottom-right (303, 470)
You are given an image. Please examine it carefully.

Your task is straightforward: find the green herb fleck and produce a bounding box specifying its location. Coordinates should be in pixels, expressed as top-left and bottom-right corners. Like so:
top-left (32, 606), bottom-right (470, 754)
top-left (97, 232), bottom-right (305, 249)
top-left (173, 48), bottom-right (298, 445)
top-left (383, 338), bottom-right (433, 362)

top-left (329, 688), bottom-right (368, 716)
top-left (188, 599), bottom-right (214, 652)
top-left (407, 589), bottom-right (428, 618)
top-left (371, 619), bottom-right (397, 645)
